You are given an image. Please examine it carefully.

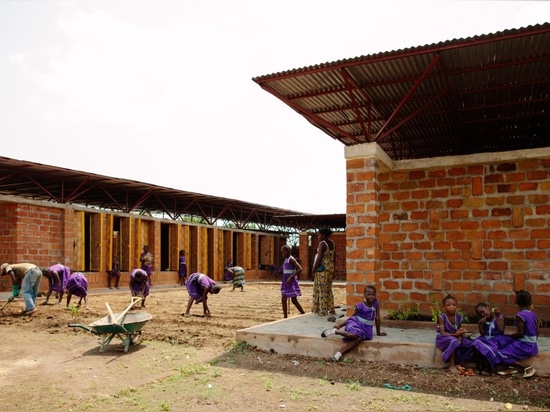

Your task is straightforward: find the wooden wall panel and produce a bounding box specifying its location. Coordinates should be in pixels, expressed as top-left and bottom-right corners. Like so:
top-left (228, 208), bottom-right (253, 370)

top-left (89, 213), bottom-right (102, 271)
top-left (120, 217), bottom-right (132, 271)
top-left (73, 211), bottom-right (85, 271)
top-left (169, 224), bottom-right (179, 271)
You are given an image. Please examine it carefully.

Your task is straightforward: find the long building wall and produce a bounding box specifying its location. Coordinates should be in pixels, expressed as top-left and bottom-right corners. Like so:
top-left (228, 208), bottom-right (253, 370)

top-left (345, 143), bottom-right (550, 320)
top-left (0, 196), bottom-right (286, 292)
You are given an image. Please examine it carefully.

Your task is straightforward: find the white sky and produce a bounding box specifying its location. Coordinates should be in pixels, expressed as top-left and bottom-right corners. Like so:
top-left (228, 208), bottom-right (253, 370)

top-left (1, 1), bottom-right (548, 215)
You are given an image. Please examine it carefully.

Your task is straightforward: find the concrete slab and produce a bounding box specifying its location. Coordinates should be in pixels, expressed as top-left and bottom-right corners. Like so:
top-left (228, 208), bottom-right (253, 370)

top-left (236, 306), bottom-right (550, 374)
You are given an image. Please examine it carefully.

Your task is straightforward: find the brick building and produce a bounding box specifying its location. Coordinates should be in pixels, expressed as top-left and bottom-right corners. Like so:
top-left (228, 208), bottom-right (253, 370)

top-left (345, 143), bottom-right (550, 320)
top-left (0, 158), bottom-right (345, 294)
top-left (254, 24), bottom-right (550, 321)
top-left (0, 195), bottom-right (287, 291)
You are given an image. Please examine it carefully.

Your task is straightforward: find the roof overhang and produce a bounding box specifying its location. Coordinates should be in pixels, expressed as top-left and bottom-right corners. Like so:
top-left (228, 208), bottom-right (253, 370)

top-left (253, 24), bottom-right (550, 160)
top-left (0, 157), bottom-right (345, 232)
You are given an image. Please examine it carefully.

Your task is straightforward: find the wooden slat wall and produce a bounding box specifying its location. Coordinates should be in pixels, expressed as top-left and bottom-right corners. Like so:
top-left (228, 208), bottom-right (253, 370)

top-left (73, 211), bottom-right (85, 271)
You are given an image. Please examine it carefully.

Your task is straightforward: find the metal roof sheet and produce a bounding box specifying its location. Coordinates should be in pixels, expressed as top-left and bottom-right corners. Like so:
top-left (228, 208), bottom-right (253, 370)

top-left (0, 157), bottom-right (345, 232)
top-left (253, 23), bottom-right (550, 160)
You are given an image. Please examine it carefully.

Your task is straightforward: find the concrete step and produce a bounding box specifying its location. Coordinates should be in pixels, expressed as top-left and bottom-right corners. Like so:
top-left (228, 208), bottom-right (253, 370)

top-left (236, 306), bottom-right (550, 374)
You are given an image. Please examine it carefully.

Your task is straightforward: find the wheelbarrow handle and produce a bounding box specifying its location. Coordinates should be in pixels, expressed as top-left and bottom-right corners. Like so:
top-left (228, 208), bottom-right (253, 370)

top-left (68, 324), bottom-right (93, 332)
top-left (115, 297), bottom-right (143, 324)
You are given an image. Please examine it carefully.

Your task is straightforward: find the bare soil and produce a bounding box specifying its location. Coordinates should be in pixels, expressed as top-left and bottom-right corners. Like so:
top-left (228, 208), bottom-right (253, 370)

top-left (0, 283), bottom-right (548, 411)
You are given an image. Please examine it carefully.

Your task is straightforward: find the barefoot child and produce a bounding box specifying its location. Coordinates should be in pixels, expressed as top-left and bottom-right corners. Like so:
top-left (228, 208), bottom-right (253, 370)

top-left (497, 290), bottom-right (538, 378)
top-left (435, 294), bottom-right (475, 374)
top-left (129, 268), bottom-right (149, 308)
top-left (280, 245), bottom-right (305, 318)
top-left (321, 285), bottom-right (386, 362)
top-left (66, 272), bottom-right (89, 309)
top-left (43, 264), bottom-right (70, 305)
top-left (183, 273), bottom-right (221, 317)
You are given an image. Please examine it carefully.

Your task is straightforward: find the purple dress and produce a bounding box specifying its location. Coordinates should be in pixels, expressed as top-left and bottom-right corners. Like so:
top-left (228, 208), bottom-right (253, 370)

top-left (129, 269), bottom-right (150, 297)
top-left (48, 264), bottom-right (70, 292)
top-left (66, 272), bottom-right (88, 298)
top-left (110, 261), bottom-right (120, 278)
top-left (436, 313), bottom-right (475, 364)
top-left (186, 273), bottom-right (216, 300)
top-left (342, 300), bottom-right (378, 341)
top-left (224, 261), bottom-right (234, 281)
top-left (498, 309), bottom-right (538, 365)
top-left (281, 257), bottom-right (302, 298)
top-left (472, 314), bottom-right (512, 371)
top-left (178, 256), bottom-right (187, 280)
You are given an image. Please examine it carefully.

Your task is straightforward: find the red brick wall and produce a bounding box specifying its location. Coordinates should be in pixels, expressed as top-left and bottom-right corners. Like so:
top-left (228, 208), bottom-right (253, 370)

top-left (0, 201), bottom-right (66, 291)
top-left (345, 146), bottom-right (550, 320)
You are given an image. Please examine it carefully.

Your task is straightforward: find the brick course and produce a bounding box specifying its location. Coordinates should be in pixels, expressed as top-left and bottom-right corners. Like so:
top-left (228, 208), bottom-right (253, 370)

top-left (345, 144), bottom-right (550, 321)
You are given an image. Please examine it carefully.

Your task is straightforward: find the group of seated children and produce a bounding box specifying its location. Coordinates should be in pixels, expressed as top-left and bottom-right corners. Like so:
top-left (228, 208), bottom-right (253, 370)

top-left (322, 286), bottom-right (539, 378)
top-left (437, 290), bottom-right (538, 377)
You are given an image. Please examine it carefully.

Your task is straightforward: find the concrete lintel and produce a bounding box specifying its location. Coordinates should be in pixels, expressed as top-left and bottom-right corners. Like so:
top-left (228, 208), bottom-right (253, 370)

top-left (345, 142), bottom-right (393, 170)
top-left (394, 146), bottom-right (550, 171)
top-left (344, 143), bottom-right (550, 172)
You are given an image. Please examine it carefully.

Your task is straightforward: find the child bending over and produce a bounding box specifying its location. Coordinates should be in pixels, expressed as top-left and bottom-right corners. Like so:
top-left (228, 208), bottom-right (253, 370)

top-left (321, 285), bottom-right (386, 362)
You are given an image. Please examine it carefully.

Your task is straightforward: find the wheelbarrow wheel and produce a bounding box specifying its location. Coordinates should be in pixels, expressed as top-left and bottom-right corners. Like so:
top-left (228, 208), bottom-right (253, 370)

top-left (130, 331), bottom-right (143, 346)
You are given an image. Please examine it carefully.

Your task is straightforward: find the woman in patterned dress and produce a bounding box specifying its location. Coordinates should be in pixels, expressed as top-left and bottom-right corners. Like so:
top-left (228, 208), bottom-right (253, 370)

top-left (311, 228), bottom-right (335, 317)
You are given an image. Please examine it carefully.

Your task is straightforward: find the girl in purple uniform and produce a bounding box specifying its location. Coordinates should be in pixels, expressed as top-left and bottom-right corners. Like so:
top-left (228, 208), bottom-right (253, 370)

top-left (497, 290), bottom-right (538, 378)
top-left (321, 285), bottom-right (386, 362)
top-left (129, 268), bottom-right (149, 308)
top-left (183, 273), bottom-right (221, 317)
top-left (224, 258), bottom-right (234, 282)
top-left (178, 250), bottom-right (187, 286)
top-left (435, 294), bottom-right (475, 374)
top-left (108, 256), bottom-right (121, 289)
top-left (280, 245), bottom-right (305, 318)
top-left (65, 272), bottom-right (88, 309)
top-left (472, 303), bottom-right (511, 373)
top-left (43, 263), bottom-right (70, 305)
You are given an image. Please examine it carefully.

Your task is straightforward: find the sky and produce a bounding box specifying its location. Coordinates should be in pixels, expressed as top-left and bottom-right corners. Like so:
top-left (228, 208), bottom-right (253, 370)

top-left (0, 1), bottom-right (548, 215)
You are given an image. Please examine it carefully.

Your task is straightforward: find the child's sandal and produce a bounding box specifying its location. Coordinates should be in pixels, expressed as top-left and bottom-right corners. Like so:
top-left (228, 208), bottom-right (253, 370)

top-left (523, 366), bottom-right (536, 378)
top-left (497, 367), bottom-right (518, 376)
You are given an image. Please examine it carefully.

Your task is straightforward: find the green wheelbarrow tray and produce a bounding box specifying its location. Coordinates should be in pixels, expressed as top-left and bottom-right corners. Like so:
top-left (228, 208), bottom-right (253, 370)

top-left (69, 311), bottom-right (153, 353)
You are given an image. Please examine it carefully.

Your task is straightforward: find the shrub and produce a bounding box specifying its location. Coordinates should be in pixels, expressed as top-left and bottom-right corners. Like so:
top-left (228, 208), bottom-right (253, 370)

top-left (387, 303), bottom-right (420, 321)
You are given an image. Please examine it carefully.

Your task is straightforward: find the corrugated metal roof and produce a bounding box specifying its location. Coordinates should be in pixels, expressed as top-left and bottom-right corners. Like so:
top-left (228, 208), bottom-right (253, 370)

top-left (0, 157), bottom-right (345, 232)
top-left (253, 24), bottom-right (550, 160)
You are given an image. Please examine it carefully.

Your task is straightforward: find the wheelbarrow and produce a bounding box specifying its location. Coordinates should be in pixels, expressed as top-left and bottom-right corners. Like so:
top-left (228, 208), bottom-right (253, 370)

top-left (69, 297), bottom-right (153, 353)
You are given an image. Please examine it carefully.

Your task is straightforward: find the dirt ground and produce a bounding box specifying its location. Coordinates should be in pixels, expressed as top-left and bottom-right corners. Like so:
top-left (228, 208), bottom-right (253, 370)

top-left (0, 283), bottom-right (549, 411)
